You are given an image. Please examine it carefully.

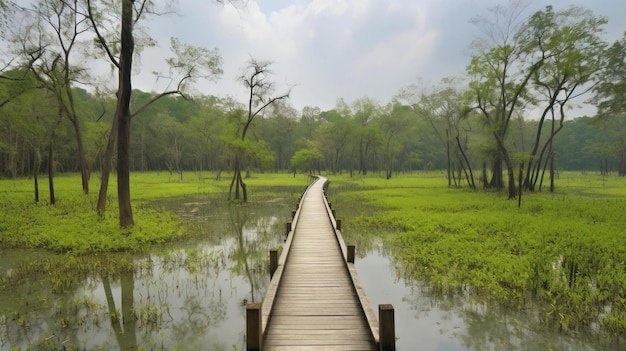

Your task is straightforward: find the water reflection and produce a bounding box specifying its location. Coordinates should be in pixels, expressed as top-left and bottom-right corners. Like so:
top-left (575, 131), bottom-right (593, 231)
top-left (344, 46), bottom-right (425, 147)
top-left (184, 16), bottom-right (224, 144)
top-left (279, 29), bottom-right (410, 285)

top-left (356, 245), bottom-right (615, 351)
top-left (0, 195), bottom-right (290, 350)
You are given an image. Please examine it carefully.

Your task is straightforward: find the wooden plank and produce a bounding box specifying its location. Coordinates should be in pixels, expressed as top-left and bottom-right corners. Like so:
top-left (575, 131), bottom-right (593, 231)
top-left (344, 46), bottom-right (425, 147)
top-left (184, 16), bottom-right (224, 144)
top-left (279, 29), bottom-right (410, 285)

top-left (265, 346), bottom-right (375, 351)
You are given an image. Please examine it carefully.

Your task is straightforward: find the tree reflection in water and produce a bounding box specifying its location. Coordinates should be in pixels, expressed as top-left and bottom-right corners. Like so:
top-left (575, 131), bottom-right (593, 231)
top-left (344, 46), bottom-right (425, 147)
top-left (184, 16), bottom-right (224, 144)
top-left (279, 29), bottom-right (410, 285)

top-left (0, 196), bottom-right (290, 350)
top-left (227, 203), bottom-right (279, 304)
top-left (102, 271), bottom-right (138, 351)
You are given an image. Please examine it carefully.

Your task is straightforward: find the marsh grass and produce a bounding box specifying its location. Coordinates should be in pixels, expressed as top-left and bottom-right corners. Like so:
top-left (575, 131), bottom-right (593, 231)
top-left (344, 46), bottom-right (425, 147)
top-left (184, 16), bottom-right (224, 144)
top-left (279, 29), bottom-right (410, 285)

top-left (328, 171), bottom-right (626, 339)
top-left (0, 171), bottom-right (311, 254)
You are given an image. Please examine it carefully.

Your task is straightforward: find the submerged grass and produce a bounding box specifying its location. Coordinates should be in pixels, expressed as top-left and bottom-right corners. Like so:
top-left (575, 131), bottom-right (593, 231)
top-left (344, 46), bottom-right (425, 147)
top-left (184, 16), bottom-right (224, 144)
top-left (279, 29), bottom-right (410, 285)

top-left (327, 171), bottom-right (626, 339)
top-left (0, 171), bottom-right (311, 254)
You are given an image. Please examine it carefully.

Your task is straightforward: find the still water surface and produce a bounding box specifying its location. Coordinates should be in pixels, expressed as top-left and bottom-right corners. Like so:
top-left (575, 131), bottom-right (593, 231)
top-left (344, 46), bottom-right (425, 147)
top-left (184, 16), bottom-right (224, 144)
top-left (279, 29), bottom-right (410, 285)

top-left (0, 194), bottom-right (617, 350)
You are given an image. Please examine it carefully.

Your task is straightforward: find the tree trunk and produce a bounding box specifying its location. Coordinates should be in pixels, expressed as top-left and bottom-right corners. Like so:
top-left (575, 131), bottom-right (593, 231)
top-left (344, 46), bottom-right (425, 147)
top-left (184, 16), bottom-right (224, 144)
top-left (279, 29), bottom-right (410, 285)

top-left (507, 166), bottom-right (516, 200)
top-left (549, 151), bottom-right (555, 193)
top-left (116, 0), bottom-right (135, 227)
top-left (456, 135), bottom-right (475, 190)
top-left (229, 154), bottom-right (241, 200)
top-left (518, 162), bottom-right (524, 208)
top-left (489, 158), bottom-right (503, 189)
top-left (48, 134), bottom-right (55, 205)
top-left (446, 129), bottom-right (451, 187)
top-left (549, 119), bottom-right (555, 193)
top-left (97, 115), bottom-right (118, 215)
top-left (72, 121), bottom-right (90, 195)
top-left (33, 148), bottom-right (41, 203)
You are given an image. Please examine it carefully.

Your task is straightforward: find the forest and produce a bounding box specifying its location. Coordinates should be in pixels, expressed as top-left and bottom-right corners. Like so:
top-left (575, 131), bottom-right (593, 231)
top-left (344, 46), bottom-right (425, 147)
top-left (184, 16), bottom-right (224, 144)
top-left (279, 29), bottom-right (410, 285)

top-left (0, 0), bottom-right (625, 227)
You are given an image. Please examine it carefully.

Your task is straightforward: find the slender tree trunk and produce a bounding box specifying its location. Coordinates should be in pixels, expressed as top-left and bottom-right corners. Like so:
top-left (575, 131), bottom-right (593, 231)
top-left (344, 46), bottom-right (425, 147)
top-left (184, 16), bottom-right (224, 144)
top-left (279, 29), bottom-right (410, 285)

top-left (446, 129), bottom-right (451, 187)
top-left (549, 150), bottom-right (555, 193)
top-left (72, 122), bottom-right (90, 194)
top-left (548, 117), bottom-right (555, 193)
top-left (116, 0), bottom-right (135, 227)
top-left (518, 162), bottom-right (524, 208)
top-left (96, 115), bottom-right (118, 215)
top-left (456, 135), bottom-right (475, 190)
top-left (240, 170), bottom-right (247, 202)
top-left (33, 148), bottom-right (41, 203)
top-left (48, 134), bottom-right (55, 205)
top-left (507, 167), bottom-right (516, 200)
top-left (538, 150), bottom-right (550, 192)
top-left (229, 154), bottom-right (241, 200)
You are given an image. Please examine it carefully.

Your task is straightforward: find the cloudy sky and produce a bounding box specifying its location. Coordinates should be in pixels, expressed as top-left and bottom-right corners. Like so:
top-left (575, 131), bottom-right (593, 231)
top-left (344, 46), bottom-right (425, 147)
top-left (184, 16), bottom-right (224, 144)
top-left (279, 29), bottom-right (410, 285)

top-left (133, 0), bottom-right (626, 113)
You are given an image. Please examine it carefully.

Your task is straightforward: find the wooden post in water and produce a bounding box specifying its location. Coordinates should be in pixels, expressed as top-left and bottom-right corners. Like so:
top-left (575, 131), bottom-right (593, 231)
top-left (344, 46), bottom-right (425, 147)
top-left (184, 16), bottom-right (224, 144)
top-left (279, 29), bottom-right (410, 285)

top-left (269, 250), bottom-right (278, 278)
top-left (379, 304), bottom-right (395, 351)
top-left (246, 303), bottom-right (262, 351)
top-left (347, 245), bottom-right (355, 263)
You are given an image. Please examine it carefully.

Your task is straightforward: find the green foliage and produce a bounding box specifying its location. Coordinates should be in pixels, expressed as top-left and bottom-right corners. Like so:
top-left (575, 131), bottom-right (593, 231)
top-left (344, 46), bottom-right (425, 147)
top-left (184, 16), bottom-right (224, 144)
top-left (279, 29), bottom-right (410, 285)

top-left (290, 148), bottom-right (322, 173)
top-left (330, 171), bottom-right (626, 336)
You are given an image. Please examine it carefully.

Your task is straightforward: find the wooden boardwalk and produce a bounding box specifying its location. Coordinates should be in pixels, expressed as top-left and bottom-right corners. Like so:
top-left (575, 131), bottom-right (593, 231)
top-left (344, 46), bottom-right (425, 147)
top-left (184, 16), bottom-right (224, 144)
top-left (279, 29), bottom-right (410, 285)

top-left (246, 177), bottom-right (394, 351)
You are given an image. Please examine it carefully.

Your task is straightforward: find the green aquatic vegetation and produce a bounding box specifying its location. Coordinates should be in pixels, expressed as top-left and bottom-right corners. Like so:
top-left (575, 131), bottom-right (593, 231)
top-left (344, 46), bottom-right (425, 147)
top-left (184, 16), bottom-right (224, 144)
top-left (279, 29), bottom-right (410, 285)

top-left (0, 172), bottom-right (311, 254)
top-left (329, 171), bottom-right (626, 339)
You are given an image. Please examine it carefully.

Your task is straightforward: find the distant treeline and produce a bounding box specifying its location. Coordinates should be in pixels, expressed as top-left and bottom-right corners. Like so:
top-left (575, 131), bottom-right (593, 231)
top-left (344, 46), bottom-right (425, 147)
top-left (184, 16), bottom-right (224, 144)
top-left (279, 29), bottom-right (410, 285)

top-left (0, 82), bottom-right (623, 180)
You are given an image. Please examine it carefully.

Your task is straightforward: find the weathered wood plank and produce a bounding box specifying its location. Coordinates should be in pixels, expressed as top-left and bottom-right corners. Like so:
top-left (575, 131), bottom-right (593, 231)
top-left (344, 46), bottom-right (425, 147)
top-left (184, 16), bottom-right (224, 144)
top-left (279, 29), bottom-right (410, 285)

top-left (265, 346), bottom-right (375, 351)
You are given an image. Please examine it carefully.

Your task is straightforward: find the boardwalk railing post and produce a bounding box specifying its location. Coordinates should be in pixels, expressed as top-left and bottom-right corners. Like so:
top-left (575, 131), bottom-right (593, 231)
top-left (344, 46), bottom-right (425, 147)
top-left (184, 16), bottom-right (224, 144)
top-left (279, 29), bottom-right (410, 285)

top-left (291, 209), bottom-right (296, 218)
top-left (246, 303), bottom-right (262, 351)
top-left (285, 222), bottom-right (291, 237)
top-left (336, 219), bottom-right (342, 230)
top-left (347, 245), bottom-right (355, 263)
top-left (269, 250), bottom-right (278, 278)
top-left (379, 304), bottom-right (395, 351)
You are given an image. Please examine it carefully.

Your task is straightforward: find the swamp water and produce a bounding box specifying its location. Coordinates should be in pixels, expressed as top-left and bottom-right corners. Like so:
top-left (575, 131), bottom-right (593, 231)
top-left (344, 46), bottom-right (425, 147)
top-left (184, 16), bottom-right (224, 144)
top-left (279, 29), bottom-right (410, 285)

top-left (0, 193), bottom-right (619, 350)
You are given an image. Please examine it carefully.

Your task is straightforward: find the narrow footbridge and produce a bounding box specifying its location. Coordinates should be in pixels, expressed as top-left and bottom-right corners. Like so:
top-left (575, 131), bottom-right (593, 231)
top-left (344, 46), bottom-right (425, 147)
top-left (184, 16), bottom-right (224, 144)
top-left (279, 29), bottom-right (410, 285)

top-left (246, 176), bottom-right (395, 351)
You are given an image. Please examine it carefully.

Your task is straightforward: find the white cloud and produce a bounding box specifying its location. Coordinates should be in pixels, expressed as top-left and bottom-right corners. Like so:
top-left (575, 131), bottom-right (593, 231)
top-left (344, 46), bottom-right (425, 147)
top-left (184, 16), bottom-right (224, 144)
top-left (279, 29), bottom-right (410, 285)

top-left (125, 0), bottom-right (625, 114)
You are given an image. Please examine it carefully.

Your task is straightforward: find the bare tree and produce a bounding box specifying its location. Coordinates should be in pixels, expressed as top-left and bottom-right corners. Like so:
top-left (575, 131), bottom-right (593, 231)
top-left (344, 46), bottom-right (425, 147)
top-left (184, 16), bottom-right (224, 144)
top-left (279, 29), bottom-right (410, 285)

top-left (229, 59), bottom-right (290, 201)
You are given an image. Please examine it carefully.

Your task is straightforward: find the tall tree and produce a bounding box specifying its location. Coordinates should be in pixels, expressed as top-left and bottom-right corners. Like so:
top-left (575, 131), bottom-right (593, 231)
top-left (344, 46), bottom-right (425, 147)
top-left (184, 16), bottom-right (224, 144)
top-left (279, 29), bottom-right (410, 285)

top-left (87, 0), bottom-right (222, 225)
top-left (378, 102), bottom-right (412, 179)
top-left (593, 33), bottom-right (626, 175)
top-left (521, 6), bottom-right (607, 191)
top-left (467, 1), bottom-right (551, 198)
top-left (403, 78), bottom-right (474, 188)
top-left (313, 116), bottom-right (350, 174)
top-left (228, 59), bottom-right (289, 201)
top-left (13, 0), bottom-right (93, 194)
